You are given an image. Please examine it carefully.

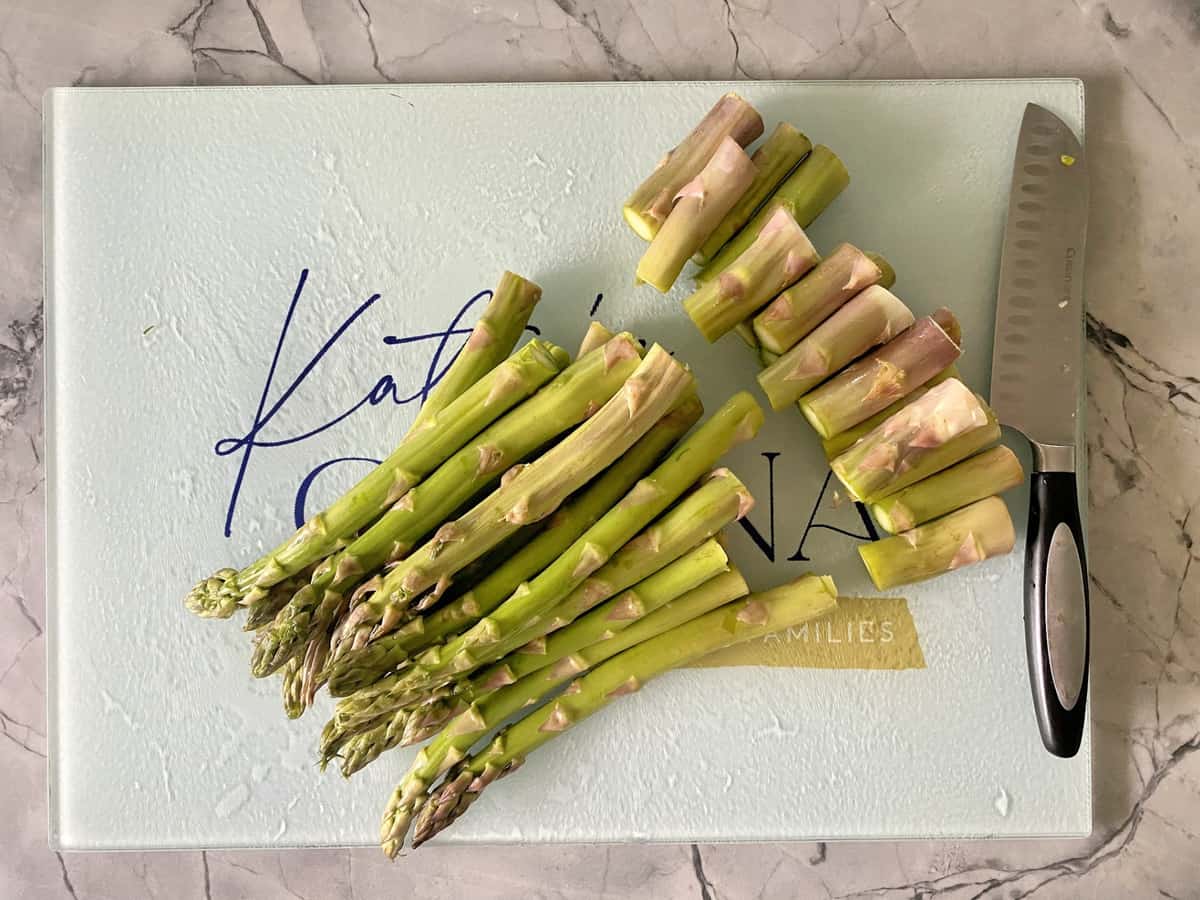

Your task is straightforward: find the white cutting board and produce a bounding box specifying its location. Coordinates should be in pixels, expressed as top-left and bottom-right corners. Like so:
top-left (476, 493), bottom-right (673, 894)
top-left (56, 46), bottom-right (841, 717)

top-left (45, 80), bottom-right (1090, 849)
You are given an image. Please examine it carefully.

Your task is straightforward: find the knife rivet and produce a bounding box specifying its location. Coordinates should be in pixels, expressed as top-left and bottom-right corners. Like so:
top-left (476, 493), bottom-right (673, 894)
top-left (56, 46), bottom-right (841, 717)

top-left (1060, 153), bottom-right (1076, 167)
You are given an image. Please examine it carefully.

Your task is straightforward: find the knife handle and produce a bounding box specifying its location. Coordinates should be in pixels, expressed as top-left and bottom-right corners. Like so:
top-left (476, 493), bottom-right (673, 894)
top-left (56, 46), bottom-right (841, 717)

top-left (1025, 470), bottom-right (1090, 758)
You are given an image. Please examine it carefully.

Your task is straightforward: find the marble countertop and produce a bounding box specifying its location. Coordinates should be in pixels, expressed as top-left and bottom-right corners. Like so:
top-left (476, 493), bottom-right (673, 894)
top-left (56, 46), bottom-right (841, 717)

top-left (2, 0), bottom-right (1197, 897)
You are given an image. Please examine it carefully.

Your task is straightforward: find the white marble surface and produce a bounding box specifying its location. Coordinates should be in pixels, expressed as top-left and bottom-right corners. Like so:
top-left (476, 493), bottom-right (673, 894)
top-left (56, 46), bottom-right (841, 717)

top-left (1, 0), bottom-right (1197, 897)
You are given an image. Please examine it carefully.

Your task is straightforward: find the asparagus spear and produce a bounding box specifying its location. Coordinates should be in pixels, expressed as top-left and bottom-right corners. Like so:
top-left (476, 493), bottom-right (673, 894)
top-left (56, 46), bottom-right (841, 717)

top-left (830, 379), bottom-right (1001, 503)
top-left (756, 286), bottom-right (915, 411)
top-left (332, 345), bottom-right (696, 656)
top-left (683, 207), bottom-right (818, 343)
top-left (376, 568), bottom-right (750, 845)
top-left (636, 137), bottom-right (757, 293)
top-left (250, 336), bottom-right (638, 677)
top-left (799, 309), bottom-right (963, 439)
top-left (577, 321), bottom-right (616, 357)
top-left (400, 537), bottom-right (735, 749)
top-left (334, 467), bottom-right (754, 728)
top-left (337, 540), bottom-right (731, 776)
top-left (410, 271), bottom-right (544, 432)
top-left (401, 574), bottom-right (839, 851)
top-left (623, 93), bottom-right (764, 241)
top-left (695, 145), bottom-right (849, 283)
top-left (869, 446), bottom-right (1024, 534)
top-left (186, 275), bottom-right (546, 620)
top-left (859, 497), bottom-right (1016, 589)
top-left (751, 244), bottom-right (895, 355)
top-left (820, 365), bottom-right (961, 459)
top-left (323, 397), bottom-right (704, 696)
top-left (243, 566), bottom-right (317, 632)
top-left (695, 123), bottom-right (812, 265)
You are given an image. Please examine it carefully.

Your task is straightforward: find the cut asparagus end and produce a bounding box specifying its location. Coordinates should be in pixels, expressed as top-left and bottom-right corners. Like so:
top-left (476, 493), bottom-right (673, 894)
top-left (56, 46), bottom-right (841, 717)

top-left (870, 445), bottom-right (1025, 534)
top-left (683, 207), bottom-right (819, 343)
top-left (865, 252), bottom-right (897, 290)
top-left (751, 243), bottom-right (888, 355)
top-left (831, 379), bottom-right (1001, 504)
top-left (695, 145), bottom-right (849, 283)
top-left (577, 321), bottom-right (616, 357)
top-left (623, 93), bottom-right (765, 241)
top-left (820, 364), bottom-right (961, 460)
top-left (798, 309), bottom-right (963, 439)
top-left (695, 122), bottom-right (813, 264)
top-left (859, 497), bottom-right (1016, 589)
top-left (637, 137), bottom-right (757, 293)
top-left (756, 285), bottom-right (915, 411)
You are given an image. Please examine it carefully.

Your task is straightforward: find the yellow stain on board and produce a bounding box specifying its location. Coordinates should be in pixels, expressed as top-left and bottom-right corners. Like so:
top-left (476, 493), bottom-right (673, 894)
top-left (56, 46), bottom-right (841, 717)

top-left (694, 597), bottom-right (926, 671)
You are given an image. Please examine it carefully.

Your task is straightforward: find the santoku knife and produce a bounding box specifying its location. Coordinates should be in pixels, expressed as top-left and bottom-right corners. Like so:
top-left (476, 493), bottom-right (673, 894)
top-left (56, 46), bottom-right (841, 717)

top-left (989, 103), bottom-right (1090, 758)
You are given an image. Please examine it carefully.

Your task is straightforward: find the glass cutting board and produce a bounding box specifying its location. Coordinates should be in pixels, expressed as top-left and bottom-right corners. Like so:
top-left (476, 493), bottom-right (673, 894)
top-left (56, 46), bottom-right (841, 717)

top-left (45, 79), bottom-right (1090, 849)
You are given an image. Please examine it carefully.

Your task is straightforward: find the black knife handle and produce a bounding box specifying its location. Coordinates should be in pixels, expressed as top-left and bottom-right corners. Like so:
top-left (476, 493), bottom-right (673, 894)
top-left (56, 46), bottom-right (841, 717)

top-left (1025, 471), bottom-right (1090, 758)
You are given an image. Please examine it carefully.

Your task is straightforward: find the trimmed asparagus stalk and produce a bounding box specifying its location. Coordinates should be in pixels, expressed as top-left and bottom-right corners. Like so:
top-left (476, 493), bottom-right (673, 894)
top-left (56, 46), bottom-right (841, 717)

top-left (623, 93), bottom-right (764, 241)
top-left (859, 497), bottom-right (1016, 589)
top-left (695, 123), bottom-right (813, 265)
top-left (376, 568), bottom-right (750, 844)
top-left (187, 276), bottom-right (546, 620)
top-left (696, 145), bottom-right (849, 283)
top-left (637, 137), bottom-right (757, 293)
top-left (337, 541), bottom-right (732, 776)
top-left (324, 397), bottom-right (704, 697)
top-left (251, 336), bottom-right (636, 677)
top-left (757, 286), bottom-right (915, 411)
top-left (332, 345), bottom-right (696, 656)
top-left (400, 574), bottom-right (839, 852)
top-left (335, 468), bottom-right (754, 727)
top-left (577, 321), bottom-right (616, 357)
top-left (869, 446), bottom-right (1024, 534)
top-left (799, 308), bottom-right (963, 439)
top-left (187, 335), bottom-right (561, 621)
top-left (410, 271), bottom-right (544, 432)
top-left (401, 545), bottom-right (746, 749)
top-left (752, 244), bottom-right (895, 355)
top-left (683, 207), bottom-right (819, 342)
top-left (820, 365), bottom-right (961, 459)
top-left (831, 379), bottom-right (1001, 503)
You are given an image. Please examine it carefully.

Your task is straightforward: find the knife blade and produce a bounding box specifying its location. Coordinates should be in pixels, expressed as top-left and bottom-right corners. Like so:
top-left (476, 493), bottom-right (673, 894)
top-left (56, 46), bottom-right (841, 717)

top-left (990, 103), bottom-right (1090, 759)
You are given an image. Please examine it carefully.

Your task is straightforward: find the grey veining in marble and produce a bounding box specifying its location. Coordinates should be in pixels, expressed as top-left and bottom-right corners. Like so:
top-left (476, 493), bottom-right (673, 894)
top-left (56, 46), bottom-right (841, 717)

top-left (2, 0), bottom-right (1198, 897)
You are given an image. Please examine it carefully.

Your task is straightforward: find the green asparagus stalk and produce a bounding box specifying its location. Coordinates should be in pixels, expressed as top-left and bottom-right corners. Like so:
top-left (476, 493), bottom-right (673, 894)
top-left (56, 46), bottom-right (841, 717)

top-left (636, 137), bottom-right (757, 293)
top-left (751, 244), bottom-right (894, 354)
top-left (186, 275), bottom-right (546, 619)
top-left (798, 308), bottom-right (963, 439)
top-left (337, 540), bottom-right (731, 776)
top-left (243, 566), bottom-right (317, 631)
top-left (830, 379), bottom-right (1001, 503)
top-left (376, 568), bottom-right (750, 845)
top-left (683, 207), bottom-right (818, 342)
top-left (335, 467), bottom-right (754, 728)
top-left (756, 286), bottom-right (915, 411)
top-left (577, 321), bottom-right (616, 357)
top-left (820, 365), bottom-right (960, 459)
top-left (323, 397), bottom-right (705, 696)
top-left (859, 497), bottom-right (1016, 589)
top-left (623, 93), bottom-right (764, 241)
top-left (332, 345), bottom-right (696, 656)
top-left (409, 271), bottom-right (544, 432)
top-left (250, 336), bottom-right (636, 677)
top-left (400, 574), bottom-right (838, 852)
top-left (695, 123), bottom-right (812, 265)
top-left (695, 145), bottom-right (849, 283)
top-left (869, 446), bottom-right (1024, 534)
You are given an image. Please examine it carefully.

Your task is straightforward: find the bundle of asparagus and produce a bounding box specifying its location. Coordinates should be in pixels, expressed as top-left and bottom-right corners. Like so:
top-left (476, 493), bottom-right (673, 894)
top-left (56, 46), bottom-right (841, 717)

top-left (625, 96), bottom-right (1025, 590)
top-left (186, 269), bottom-right (848, 854)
